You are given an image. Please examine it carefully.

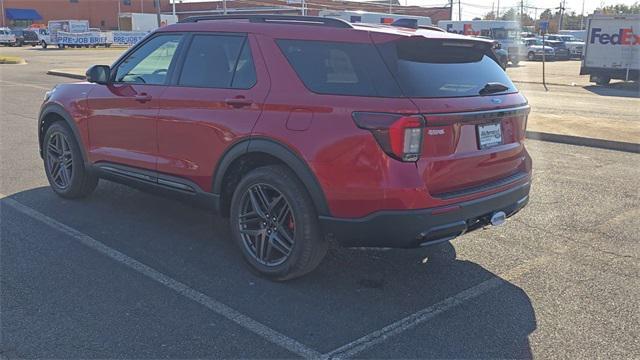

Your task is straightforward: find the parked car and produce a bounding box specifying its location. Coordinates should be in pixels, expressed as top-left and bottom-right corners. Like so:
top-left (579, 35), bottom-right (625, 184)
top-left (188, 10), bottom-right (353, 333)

top-left (524, 38), bottom-right (555, 60)
top-left (546, 34), bottom-right (584, 58)
top-left (10, 29), bottom-right (39, 46)
top-left (544, 39), bottom-right (571, 60)
top-left (0, 27), bottom-right (17, 46)
top-left (38, 15), bottom-right (532, 280)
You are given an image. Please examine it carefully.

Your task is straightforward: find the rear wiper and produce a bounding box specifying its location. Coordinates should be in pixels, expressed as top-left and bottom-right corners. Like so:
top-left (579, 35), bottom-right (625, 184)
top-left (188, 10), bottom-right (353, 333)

top-left (479, 82), bottom-right (509, 95)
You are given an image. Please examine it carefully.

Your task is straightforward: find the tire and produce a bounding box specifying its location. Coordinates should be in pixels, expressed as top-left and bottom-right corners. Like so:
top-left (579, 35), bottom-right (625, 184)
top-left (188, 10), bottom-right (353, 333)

top-left (230, 165), bottom-right (328, 281)
top-left (43, 122), bottom-right (98, 199)
top-left (511, 59), bottom-right (519, 66)
top-left (41, 41), bottom-right (47, 49)
top-left (527, 52), bottom-right (535, 61)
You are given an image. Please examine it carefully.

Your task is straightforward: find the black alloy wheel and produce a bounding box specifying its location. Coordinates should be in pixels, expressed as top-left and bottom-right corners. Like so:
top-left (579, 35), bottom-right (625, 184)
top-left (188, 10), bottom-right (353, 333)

top-left (46, 131), bottom-right (74, 189)
top-left (238, 183), bottom-right (295, 267)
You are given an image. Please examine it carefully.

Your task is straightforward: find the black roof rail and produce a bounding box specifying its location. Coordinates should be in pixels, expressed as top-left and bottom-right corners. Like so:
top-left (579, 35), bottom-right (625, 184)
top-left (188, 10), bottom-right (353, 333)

top-left (179, 15), bottom-right (353, 28)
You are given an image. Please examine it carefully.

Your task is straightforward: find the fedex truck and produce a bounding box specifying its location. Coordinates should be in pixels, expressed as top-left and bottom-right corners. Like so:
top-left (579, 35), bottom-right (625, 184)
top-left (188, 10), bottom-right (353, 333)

top-left (438, 20), bottom-right (524, 64)
top-left (580, 15), bottom-right (639, 85)
top-left (319, 10), bottom-right (431, 26)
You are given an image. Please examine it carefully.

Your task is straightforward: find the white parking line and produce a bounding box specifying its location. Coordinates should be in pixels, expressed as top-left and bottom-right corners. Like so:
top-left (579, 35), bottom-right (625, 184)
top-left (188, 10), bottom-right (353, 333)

top-left (322, 255), bottom-right (549, 359)
top-left (2, 192), bottom-right (549, 360)
top-left (0, 195), bottom-right (321, 359)
top-left (0, 80), bottom-right (51, 90)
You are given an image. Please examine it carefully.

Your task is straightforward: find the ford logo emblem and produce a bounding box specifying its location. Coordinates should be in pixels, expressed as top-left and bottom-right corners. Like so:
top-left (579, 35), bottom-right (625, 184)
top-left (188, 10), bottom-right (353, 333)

top-left (491, 98), bottom-right (502, 104)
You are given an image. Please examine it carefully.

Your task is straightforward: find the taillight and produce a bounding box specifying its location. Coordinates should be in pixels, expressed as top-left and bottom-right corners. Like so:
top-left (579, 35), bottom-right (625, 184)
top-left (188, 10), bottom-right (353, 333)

top-left (352, 112), bottom-right (425, 162)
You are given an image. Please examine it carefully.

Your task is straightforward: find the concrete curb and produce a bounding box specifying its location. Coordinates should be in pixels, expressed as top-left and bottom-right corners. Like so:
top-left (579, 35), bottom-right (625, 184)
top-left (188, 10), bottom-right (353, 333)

top-left (47, 69), bottom-right (85, 80)
top-left (512, 80), bottom-right (582, 87)
top-left (526, 131), bottom-right (640, 154)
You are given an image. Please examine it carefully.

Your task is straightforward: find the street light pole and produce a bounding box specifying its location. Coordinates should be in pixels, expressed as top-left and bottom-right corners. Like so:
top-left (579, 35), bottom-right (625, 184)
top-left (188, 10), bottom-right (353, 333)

top-left (223, 0), bottom-right (227, 15)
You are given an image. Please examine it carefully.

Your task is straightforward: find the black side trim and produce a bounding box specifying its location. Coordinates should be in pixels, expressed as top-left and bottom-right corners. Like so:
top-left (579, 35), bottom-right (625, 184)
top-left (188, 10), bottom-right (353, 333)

top-left (94, 162), bottom-right (220, 211)
top-left (212, 138), bottom-right (330, 216)
top-left (433, 171), bottom-right (528, 200)
top-left (38, 103), bottom-right (90, 166)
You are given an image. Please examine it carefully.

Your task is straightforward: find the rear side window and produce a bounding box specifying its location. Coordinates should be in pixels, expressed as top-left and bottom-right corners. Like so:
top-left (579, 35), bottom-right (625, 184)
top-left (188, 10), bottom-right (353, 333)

top-left (178, 34), bottom-right (256, 89)
top-left (276, 39), bottom-right (402, 97)
top-left (377, 38), bottom-right (517, 98)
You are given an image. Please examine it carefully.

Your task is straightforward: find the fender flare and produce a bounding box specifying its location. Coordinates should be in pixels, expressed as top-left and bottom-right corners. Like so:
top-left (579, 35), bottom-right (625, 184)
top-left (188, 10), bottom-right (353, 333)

top-left (39, 103), bottom-right (89, 165)
top-left (212, 138), bottom-right (331, 217)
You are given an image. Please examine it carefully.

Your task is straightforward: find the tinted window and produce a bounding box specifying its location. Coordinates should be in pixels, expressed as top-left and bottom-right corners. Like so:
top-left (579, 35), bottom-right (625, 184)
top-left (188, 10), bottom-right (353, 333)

top-left (277, 39), bottom-right (402, 97)
top-left (178, 34), bottom-right (255, 89)
top-left (377, 38), bottom-right (517, 98)
top-left (231, 40), bottom-right (257, 89)
top-left (115, 34), bottom-right (182, 85)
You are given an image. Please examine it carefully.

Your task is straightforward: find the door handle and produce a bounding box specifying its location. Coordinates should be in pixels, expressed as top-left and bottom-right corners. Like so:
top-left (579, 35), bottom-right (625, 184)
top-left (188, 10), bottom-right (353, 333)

top-left (134, 93), bottom-right (152, 103)
top-left (225, 97), bottom-right (253, 108)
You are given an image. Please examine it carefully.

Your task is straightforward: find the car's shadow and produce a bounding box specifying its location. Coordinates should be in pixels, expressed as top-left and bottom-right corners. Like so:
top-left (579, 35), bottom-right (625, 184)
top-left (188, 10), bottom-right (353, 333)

top-left (5, 183), bottom-right (536, 357)
top-left (584, 81), bottom-right (640, 98)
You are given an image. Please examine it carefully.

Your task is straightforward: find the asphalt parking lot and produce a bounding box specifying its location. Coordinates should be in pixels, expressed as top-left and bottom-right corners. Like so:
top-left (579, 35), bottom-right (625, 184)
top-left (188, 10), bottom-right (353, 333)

top-left (1, 47), bottom-right (639, 358)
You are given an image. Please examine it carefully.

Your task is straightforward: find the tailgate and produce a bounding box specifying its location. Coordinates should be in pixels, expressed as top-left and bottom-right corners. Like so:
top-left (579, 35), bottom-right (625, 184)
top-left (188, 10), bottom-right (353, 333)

top-left (413, 96), bottom-right (530, 197)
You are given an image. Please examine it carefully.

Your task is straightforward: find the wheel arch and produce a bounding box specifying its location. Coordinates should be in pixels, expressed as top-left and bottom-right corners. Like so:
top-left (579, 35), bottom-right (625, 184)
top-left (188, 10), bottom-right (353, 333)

top-left (39, 103), bottom-right (89, 165)
top-left (213, 138), bottom-right (330, 218)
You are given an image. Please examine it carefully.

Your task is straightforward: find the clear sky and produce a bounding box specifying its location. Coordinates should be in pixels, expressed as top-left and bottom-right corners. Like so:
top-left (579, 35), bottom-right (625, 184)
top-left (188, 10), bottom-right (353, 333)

top-left (176, 0), bottom-right (638, 20)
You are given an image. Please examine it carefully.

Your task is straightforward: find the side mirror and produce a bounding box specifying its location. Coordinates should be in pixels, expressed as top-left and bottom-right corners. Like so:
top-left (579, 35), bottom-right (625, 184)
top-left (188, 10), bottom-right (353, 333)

top-left (86, 65), bottom-right (111, 85)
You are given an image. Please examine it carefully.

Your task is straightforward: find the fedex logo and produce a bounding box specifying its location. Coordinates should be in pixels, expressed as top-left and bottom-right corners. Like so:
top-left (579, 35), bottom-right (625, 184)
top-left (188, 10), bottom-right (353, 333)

top-left (590, 28), bottom-right (640, 45)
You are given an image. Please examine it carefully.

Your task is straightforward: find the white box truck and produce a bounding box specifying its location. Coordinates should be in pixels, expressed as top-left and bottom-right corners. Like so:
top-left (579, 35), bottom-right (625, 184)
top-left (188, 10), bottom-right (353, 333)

top-left (438, 20), bottom-right (525, 65)
top-left (319, 10), bottom-right (431, 26)
top-left (580, 15), bottom-right (639, 85)
top-left (118, 13), bottom-right (178, 32)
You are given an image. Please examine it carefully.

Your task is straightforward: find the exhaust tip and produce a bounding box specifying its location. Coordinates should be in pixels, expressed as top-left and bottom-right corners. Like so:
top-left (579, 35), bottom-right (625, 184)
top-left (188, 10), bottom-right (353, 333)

top-left (490, 211), bottom-right (507, 226)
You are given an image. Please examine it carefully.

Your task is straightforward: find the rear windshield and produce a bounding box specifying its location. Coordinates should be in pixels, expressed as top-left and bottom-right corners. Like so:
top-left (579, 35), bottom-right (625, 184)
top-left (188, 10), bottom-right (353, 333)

top-left (377, 38), bottom-right (517, 98)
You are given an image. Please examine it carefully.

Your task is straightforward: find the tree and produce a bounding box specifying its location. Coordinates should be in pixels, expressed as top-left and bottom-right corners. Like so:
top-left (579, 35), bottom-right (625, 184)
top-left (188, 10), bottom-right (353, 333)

top-left (499, 8), bottom-right (517, 21)
top-left (482, 11), bottom-right (496, 20)
top-left (596, 2), bottom-right (640, 14)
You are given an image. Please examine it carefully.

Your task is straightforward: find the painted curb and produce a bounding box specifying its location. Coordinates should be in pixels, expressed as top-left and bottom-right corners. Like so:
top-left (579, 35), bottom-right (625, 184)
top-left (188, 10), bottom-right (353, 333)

top-left (47, 69), bottom-right (85, 80)
top-left (527, 131), bottom-right (640, 154)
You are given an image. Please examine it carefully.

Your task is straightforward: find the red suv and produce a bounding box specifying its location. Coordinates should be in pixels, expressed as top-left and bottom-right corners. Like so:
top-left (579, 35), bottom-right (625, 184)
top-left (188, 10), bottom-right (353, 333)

top-left (39, 15), bottom-right (531, 280)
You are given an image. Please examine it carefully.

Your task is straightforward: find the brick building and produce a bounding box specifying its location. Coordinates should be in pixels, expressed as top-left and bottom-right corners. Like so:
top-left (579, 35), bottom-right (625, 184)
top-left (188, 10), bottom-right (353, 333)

top-left (1, 0), bottom-right (450, 30)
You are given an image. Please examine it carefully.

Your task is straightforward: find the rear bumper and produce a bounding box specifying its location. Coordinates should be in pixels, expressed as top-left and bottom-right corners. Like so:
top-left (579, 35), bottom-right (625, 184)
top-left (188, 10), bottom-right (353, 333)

top-left (320, 179), bottom-right (531, 248)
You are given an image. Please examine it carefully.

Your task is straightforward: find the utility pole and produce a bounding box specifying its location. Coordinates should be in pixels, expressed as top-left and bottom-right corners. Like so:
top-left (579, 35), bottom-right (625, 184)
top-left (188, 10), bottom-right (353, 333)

top-left (223, 0), bottom-right (227, 15)
top-left (558, 0), bottom-right (566, 31)
top-left (117, 0), bottom-right (121, 30)
top-left (449, 0), bottom-right (453, 21)
top-left (141, 0), bottom-right (143, 13)
top-left (172, 0), bottom-right (176, 17)
top-left (302, 0), bottom-right (306, 16)
top-left (520, 0), bottom-right (524, 25)
top-left (1, 0), bottom-right (5, 27)
top-left (458, 0), bottom-right (461, 21)
top-left (580, 0), bottom-right (585, 29)
top-left (389, 0), bottom-right (392, 14)
top-left (496, 0), bottom-right (500, 18)
top-left (155, 0), bottom-right (161, 27)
